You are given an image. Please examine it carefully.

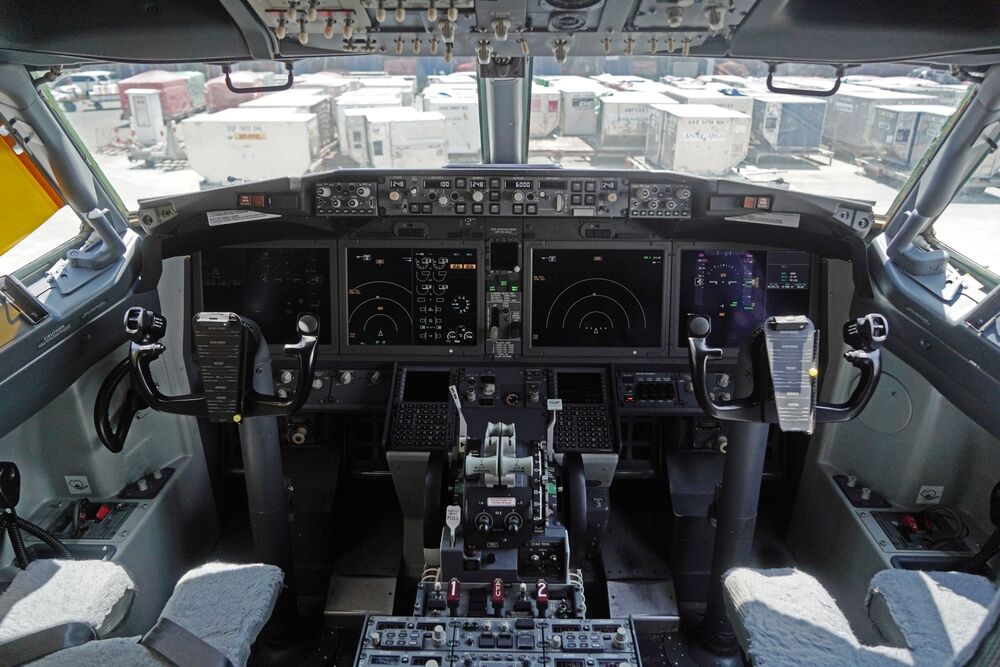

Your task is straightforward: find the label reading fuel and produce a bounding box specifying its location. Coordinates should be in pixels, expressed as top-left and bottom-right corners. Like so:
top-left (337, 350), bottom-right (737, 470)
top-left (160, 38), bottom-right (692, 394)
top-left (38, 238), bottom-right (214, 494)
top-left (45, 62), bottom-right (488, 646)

top-left (487, 497), bottom-right (517, 508)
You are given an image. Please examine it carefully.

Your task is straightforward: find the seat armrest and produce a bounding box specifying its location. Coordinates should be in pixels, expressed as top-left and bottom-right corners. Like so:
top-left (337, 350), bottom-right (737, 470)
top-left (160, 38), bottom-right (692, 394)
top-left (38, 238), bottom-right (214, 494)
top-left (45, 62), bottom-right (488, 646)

top-left (0, 622), bottom-right (97, 666)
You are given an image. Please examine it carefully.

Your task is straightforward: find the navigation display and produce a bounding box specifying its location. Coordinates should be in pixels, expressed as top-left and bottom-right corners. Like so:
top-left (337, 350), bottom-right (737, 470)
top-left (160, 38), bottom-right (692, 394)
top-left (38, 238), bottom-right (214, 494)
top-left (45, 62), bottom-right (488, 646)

top-left (346, 247), bottom-right (478, 346)
top-left (677, 249), bottom-right (811, 348)
top-left (200, 247), bottom-right (331, 345)
top-left (530, 248), bottom-right (664, 348)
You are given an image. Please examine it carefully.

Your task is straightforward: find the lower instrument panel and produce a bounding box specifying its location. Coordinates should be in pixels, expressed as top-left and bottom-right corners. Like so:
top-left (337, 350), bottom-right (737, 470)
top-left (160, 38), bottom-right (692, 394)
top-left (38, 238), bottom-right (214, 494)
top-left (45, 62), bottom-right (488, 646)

top-left (354, 616), bottom-right (642, 667)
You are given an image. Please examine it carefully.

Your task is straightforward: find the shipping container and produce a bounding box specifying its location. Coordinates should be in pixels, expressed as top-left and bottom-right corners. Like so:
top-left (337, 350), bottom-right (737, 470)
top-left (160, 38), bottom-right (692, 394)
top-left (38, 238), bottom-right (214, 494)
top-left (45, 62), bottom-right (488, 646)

top-left (823, 88), bottom-right (933, 154)
top-left (175, 71), bottom-right (207, 111)
top-left (365, 111), bottom-right (448, 169)
top-left (658, 84), bottom-right (754, 116)
top-left (179, 108), bottom-right (321, 184)
top-left (342, 106), bottom-right (422, 165)
top-left (589, 74), bottom-right (650, 90)
top-left (240, 88), bottom-right (336, 147)
top-left (750, 94), bottom-right (828, 151)
top-left (857, 77), bottom-right (969, 105)
top-left (419, 92), bottom-right (480, 156)
top-left (644, 104), bottom-right (751, 175)
top-left (427, 73), bottom-right (477, 86)
top-left (870, 104), bottom-right (955, 165)
top-left (204, 72), bottom-right (266, 112)
top-left (296, 72), bottom-right (359, 99)
top-left (126, 89), bottom-right (165, 146)
top-left (118, 70), bottom-right (192, 118)
top-left (542, 77), bottom-right (613, 137)
top-left (595, 91), bottom-right (674, 147)
top-left (910, 106), bottom-right (1000, 179)
top-left (530, 85), bottom-right (561, 138)
top-left (334, 93), bottom-right (404, 154)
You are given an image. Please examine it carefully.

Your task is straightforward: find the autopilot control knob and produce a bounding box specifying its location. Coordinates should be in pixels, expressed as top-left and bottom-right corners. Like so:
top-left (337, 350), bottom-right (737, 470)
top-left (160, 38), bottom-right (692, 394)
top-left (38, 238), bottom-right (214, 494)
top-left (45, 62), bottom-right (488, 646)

top-left (472, 190), bottom-right (485, 203)
top-left (527, 388), bottom-right (540, 404)
top-left (513, 191), bottom-right (525, 203)
top-left (612, 626), bottom-right (629, 649)
top-left (357, 186), bottom-right (371, 197)
top-left (279, 370), bottom-right (294, 385)
top-left (317, 186), bottom-right (332, 198)
top-left (368, 631), bottom-right (381, 647)
top-left (432, 625), bottom-right (447, 647)
top-left (338, 371), bottom-right (353, 385)
top-left (549, 634), bottom-right (561, 649)
top-left (482, 382), bottom-right (496, 397)
top-left (312, 377), bottom-right (324, 390)
top-left (465, 387), bottom-right (477, 402)
top-left (369, 370), bottom-right (383, 385)
top-left (716, 373), bottom-right (731, 388)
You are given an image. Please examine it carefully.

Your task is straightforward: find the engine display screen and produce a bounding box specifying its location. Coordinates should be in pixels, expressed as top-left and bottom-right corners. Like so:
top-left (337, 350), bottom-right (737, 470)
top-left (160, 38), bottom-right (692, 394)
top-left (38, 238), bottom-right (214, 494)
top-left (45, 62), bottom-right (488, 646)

top-left (677, 249), bottom-right (811, 348)
top-left (556, 372), bottom-right (606, 404)
top-left (200, 248), bottom-right (331, 345)
top-left (530, 248), bottom-right (664, 348)
top-left (346, 247), bottom-right (478, 346)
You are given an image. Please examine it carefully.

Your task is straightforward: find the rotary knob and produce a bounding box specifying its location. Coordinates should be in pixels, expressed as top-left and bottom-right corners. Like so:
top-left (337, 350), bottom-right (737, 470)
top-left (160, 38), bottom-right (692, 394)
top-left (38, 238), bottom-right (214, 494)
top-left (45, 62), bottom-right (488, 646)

top-left (338, 371), bottom-right (353, 385)
top-left (389, 191), bottom-right (401, 202)
top-left (606, 192), bottom-right (618, 203)
top-left (472, 190), bottom-right (485, 203)
top-left (279, 370), bottom-right (293, 384)
top-left (312, 377), bottom-right (324, 390)
top-left (612, 626), bottom-right (629, 649)
top-left (317, 186), bottom-right (332, 198)
top-left (356, 186), bottom-right (371, 197)
top-left (432, 625), bottom-right (447, 648)
top-left (512, 191), bottom-right (525, 203)
top-left (438, 194), bottom-right (450, 206)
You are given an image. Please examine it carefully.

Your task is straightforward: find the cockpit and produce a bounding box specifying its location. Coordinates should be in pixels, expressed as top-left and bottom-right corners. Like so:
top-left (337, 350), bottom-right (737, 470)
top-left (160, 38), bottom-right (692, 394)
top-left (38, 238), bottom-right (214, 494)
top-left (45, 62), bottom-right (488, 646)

top-left (0, 2), bottom-right (999, 666)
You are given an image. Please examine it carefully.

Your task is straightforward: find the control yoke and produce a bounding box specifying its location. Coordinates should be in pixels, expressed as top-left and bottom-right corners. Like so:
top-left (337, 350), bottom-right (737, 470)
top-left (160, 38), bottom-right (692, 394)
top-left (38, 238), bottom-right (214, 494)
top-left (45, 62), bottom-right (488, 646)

top-left (687, 313), bottom-right (887, 432)
top-left (126, 307), bottom-right (319, 422)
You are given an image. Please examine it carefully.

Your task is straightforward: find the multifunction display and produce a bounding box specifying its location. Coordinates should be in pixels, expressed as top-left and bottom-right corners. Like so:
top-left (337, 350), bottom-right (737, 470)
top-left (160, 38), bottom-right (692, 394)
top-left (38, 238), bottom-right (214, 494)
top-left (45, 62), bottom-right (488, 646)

top-left (346, 247), bottom-right (478, 346)
top-left (530, 248), bottom-right (664, 348)
top-left (200, 248), bottom-right (331, 345)
top-left (677, 249), bottom-right (811, 348)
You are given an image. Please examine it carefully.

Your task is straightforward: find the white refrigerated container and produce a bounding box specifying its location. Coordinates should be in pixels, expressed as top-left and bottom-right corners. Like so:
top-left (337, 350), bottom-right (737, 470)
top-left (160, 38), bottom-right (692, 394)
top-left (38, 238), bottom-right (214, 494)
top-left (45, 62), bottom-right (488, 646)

top-left (419, 92), bottom-right (480, 156)
top-left (342, 106), bottom-right (422, 165)
top-left (595, 91), bottom-right (674, 146)
top-left (538, 76), bottom-right (613, 136)
top-left (823, 88), bottom-right (933, 154)
top-left (239, 88), bottom-right (335, 147)
top-left (644, 104), bottom-right (751, 176)
top-left (334, 92), bottom-right (404, 153)
top-left (180, 108), bottom-right (320, 184)
top-left (365, 111), bottom-right (449, 169)
top-left (658, 84), bottom-right (754, 116)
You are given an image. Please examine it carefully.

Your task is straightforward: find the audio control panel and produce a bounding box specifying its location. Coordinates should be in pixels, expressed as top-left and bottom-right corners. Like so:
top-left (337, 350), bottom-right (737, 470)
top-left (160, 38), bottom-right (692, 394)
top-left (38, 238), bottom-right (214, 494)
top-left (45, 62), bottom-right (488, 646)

top-left (629, 182), bottom-right (692, 218)
top-left (315, 181), bottom-right (377, 216)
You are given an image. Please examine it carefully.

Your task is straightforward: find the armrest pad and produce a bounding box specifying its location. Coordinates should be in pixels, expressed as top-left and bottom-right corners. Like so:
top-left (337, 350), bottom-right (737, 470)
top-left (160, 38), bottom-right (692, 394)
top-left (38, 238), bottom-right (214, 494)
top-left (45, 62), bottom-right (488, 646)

top-left (0, 622), bottom-right (96, 666)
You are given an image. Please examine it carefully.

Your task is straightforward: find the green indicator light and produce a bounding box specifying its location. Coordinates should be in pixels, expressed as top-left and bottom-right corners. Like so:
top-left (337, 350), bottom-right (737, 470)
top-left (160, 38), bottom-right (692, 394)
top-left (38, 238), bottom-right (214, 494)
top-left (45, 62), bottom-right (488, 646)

top-left (511, 285), bottom-right (519, 292)
top-left (546, 482), bottom-right (557, 495)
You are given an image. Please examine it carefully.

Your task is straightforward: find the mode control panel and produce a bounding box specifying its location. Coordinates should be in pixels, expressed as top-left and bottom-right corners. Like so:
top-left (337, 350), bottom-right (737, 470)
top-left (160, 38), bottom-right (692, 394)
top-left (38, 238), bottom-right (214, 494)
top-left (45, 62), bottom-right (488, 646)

top-left (377, 175), bottom-right (630, 218)
top-left (629, 182), bottom-right (692, 219)
top-left (315, 181), bottom-right (377, 216)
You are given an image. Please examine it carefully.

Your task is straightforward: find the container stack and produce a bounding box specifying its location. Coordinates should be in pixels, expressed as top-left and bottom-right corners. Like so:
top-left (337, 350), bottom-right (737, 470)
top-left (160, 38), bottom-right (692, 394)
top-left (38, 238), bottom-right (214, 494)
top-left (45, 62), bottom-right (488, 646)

top-left (595, 91), bottom-right (674, 147)
top-left (823, 88), bottom-right (934, 156)
top-left (750, 94), bottom-right (828, 152)
top-left (118, 70), bottom-right (192, 119)
top-left (365, 110), bottom-right (449, 169)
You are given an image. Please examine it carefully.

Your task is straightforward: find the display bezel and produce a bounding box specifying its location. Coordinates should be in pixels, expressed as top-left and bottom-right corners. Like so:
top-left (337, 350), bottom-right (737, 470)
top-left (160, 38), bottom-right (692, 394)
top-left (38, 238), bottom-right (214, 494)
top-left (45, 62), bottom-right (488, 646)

top-left (668, 242), bottom-right (819, 357)
top-left (192, 241), bottom-right (339, 351)
top-left (523, 241), bottom-right (671, 358)
top-left (339, 239), bottom-right (485, 357)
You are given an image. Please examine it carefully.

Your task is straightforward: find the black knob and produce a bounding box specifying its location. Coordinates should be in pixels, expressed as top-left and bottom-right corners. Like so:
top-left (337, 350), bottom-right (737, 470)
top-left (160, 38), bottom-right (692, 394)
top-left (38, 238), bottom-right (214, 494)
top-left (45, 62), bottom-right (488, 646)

top-left (688, 315), bottom-right (711, 338)
top-left (505, 512), bottom-right (522, 533)
top-left (476, 512), bottom-right (493, 533)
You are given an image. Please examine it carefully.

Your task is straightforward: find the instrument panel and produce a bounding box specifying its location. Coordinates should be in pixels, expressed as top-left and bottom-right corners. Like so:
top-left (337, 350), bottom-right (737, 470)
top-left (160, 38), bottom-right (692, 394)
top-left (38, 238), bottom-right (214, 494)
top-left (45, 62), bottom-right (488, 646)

top-left (192, 170), bottom-right (835, 363)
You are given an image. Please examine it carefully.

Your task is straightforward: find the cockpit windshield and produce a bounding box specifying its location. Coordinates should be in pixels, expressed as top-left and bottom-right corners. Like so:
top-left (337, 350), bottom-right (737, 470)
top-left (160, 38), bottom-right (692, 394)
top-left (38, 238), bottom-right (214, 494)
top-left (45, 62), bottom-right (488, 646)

top-left (46, 56), bottom-right (971, 218)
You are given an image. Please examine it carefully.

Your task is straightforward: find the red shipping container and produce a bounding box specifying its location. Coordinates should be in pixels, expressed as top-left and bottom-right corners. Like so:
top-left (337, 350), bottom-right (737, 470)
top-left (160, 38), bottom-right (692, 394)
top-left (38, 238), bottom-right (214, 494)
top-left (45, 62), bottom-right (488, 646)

top-left (204, 72), bottom-right (266, 112)
top-left (118, 70), bottom-right (192, 119)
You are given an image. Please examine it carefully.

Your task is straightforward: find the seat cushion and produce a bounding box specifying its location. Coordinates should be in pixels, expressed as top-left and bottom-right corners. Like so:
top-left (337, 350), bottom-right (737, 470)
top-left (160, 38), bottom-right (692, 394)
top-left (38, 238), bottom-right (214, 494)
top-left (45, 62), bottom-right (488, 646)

top-left (31, 561), bottom-right (283, 667)
top-left (158, 562), bottom-right (283, 667)
top-left (0, 559), bottom-right (135, 642)
top-left (724, 567), bottom-right (914, 667)
top-left (867, 569), bottom-right (996, 664)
